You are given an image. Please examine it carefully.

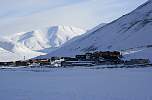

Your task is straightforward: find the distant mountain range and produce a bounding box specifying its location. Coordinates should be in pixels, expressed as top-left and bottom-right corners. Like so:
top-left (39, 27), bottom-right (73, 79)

top-left (0, 26), bottom-right (86, 62)
top-left (39, 0), bottom-right (152, 61)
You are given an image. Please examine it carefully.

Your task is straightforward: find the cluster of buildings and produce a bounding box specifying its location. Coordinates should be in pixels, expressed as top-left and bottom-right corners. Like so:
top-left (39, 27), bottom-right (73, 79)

top-left (0, 51), bottom-right (151, 67)
top-left (61, 51), bottom-right (123, 67)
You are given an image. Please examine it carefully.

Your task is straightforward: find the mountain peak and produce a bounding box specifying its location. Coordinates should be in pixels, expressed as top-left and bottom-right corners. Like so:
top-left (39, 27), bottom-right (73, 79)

top-left (9, 25), bottom-right (86, 51)
top-left (0, 25), bottom-right (86, 61)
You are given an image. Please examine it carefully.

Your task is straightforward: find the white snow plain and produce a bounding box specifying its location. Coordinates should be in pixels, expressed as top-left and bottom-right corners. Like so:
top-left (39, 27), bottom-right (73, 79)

top-left (0, 67), bottom-right (152, 100)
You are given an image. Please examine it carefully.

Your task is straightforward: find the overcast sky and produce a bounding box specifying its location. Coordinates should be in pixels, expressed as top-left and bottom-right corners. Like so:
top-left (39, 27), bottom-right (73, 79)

top-left (0, 0), bottom-right (148, 36)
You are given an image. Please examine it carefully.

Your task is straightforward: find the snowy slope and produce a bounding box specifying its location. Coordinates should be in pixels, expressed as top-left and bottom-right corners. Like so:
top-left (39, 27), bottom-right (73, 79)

top-left (43, 0), bottom-right (152, 61)
top-left (0, 37), bottom-right (45, 62)
top-left (124, 48), bottom-right (152, 61)
top-left (10, 25), bottom-right (86, 52)
top-left (0, 47), bottom-right (20, 62)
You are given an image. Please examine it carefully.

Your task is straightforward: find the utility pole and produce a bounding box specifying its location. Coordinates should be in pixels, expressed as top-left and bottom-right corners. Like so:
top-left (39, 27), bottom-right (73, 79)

top-left (24, 56), bottom-right (25, 61)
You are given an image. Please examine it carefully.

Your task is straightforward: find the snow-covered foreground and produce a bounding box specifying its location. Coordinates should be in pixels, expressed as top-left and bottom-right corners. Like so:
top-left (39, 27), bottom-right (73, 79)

top-left (0, 67), bottom-right (152, 100)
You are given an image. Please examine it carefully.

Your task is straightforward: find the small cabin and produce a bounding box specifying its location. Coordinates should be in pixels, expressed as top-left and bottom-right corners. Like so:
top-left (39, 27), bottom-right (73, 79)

top-left (51, 57), bottom-right (61, 61)
top-left (75, 55), bottom-right (87, 61)
top-left (92, 51), bottom-right (121, 61)
top-left (29, 59), bottom-right (50, 64)
top-left (0, 62), bottom-right (14, 66)
top-left (85, 53), bottom-right (93, 60)
top-left (61, 57), bottom-right (78, 61)
top-left (15, 61), bottom-right (29, 66)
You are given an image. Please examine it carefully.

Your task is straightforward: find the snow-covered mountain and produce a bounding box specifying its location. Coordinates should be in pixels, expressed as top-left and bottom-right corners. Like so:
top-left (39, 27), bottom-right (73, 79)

top-left (41, 0), bottom-right (152, 61)
top-left (10, 25), bottom-right (86, 52)
top-left (0, 25), bottom-right (85, 62)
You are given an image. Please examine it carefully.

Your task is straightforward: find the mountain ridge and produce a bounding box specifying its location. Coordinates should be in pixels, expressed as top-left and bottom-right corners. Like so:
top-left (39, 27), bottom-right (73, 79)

top-left (10, 25), bottom-right (86, 51)
top-left (39, 0), bottom-right (152, 61)
top-left (0, 25), bottom-right (86, 62)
